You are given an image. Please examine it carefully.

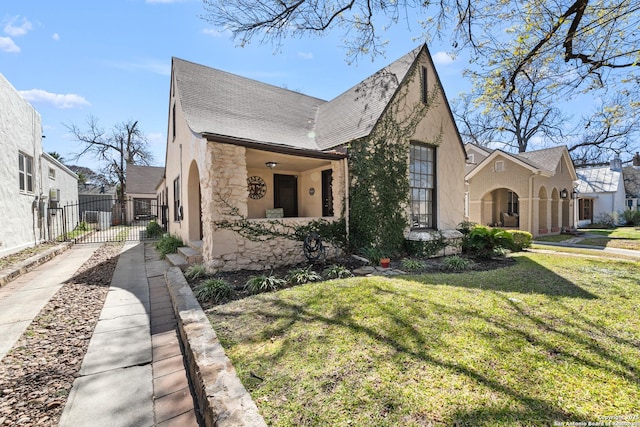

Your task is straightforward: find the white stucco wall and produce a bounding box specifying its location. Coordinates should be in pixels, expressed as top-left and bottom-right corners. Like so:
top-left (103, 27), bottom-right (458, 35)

top-left (41, 152), bottom-right (78, 241)
top-left (0, 73), bottom-right (45, 257)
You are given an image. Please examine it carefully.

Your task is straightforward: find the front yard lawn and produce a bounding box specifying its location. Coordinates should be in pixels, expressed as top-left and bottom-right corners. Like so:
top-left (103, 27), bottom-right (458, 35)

top-left (207, 252), bottom-right (640, 426)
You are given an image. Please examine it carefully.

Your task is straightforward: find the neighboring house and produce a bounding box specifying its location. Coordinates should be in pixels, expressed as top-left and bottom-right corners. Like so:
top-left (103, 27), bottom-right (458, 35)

top-left (41, 152), bottom-right (79, 239)
top-left (161, 44), bottom-right (467, 272)
top-left (125, 164), bottom-right (164, 223)
top-left (623, 152), bottom-right (640, 211)
top-left (0, 73), bottom-right (78, 257)
top-left (465, 144), bottom-right (578, 236)
top-left (77, 183), bottom-right (118, 227)
top-left (574, 159), bottom-right (627, 226)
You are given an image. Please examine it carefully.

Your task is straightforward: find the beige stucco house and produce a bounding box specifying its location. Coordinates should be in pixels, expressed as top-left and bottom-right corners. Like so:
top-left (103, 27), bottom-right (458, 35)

top-left (161, 45), bottom-right (467, 272)
top-left (465, 144), bottom-right (578, 236)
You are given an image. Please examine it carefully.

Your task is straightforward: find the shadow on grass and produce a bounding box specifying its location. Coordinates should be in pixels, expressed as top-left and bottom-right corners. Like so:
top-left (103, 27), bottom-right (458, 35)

top-left (407, 255), bottom-right (598, 299)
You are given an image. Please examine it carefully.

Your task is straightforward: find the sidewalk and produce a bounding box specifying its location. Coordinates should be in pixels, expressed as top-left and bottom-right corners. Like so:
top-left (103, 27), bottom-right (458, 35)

top-left (59, 241), bottom-right (200, 426)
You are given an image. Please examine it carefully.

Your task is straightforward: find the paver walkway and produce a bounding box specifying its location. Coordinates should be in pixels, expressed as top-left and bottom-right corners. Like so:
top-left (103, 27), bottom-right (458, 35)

top-left (59, 241), bottom-right (201, 426)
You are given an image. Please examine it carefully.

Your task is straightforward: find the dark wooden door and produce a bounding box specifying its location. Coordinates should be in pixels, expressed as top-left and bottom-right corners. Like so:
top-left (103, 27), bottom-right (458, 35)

top-left (322, 169), bottom-right (333, 217)
top-left (274, 174), bottom-right (298, 217)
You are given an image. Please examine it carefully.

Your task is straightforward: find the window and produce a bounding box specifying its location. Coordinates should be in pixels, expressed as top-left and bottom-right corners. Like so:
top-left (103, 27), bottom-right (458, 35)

top-left (18, 152), bottom-right (34, 193)
top-left (173, 176), bottom-right (181, 221)
top-left (410, 143), bottom-right (436, 229)
top-left (172, 102), bottom-right (176, 141)
top-left (421, 66), bottom-right (428, 104)
top-left (49, 167), bottom-right (56, 180)
top-left (579, 199), bottom-right (592, 221)
top-left (468, 153), bottom-right (475, 164)
top-left (507, 191), bottom-right (519, 214)
top-left (495, 160), bottom-right (505, 172)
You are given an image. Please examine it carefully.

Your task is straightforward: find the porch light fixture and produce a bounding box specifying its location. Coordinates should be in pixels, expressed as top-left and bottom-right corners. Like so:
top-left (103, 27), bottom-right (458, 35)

top-left (560, 188), bottom-right (569, 199)
top-left (265, 161), bottom-right (277, 169)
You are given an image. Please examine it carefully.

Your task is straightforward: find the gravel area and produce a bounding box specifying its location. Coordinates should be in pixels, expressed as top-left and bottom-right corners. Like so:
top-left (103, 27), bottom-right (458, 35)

top-left (0, 242), bottom-right (122, 427)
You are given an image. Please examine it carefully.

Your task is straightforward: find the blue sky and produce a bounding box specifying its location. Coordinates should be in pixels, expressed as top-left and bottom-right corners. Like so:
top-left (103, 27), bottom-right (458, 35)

top-left (2, 0), bottom-right (469, 170)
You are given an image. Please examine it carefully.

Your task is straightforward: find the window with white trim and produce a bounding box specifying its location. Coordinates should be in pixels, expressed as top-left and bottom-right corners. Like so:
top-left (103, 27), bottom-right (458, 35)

top-left (410, 143), bottom-right (436, 229)
top-left (495, 160), bottom-right (505, 172)
top-left (173, 176), bottom-right (181, 221)
top-left (18, 152), bottom-right (34, 193)
top-left (49, 167), bottom-right (56, 180)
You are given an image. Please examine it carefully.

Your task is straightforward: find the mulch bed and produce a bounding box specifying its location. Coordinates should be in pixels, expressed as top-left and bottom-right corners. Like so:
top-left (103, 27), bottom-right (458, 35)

top-left (0, 243), bottom-right (122, 427)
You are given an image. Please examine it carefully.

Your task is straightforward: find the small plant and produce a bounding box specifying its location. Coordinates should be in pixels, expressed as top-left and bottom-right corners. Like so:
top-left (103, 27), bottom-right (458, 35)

top-left (286, 267), bottom-right (323, 286)
top-left (245, 274), bottom-right (286, 294)
top-left (621, 209), bottom-right (640, 226)
top-left (593, 212), bottom-right (618, 228)
top-left (400, 258), bottom-right (427, 271)
top-left (360, 246), bottom-right (384, 264)
top-left (193, 278), bottom-right (233, 303)
top-left (156, 234), bottom-right (183, 259)
top-left (323, 264), bottom-right (353, 279)
top-left (441, 255), bottom-right (475, 271)
top-left (184, 263), bottom-right (207, 281)
top-left (507, 230), bottom-right (533, 251)
top-left (146, 220), bottom-right (164, 238)
top-left (467, 226), bottom-right (515, 259)
top-left (76, 221), bottom-right (90, 231)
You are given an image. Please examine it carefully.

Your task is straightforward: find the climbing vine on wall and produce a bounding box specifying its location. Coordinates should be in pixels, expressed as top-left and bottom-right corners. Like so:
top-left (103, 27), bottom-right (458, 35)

top-left (348, 63), bottom-right (441, 256)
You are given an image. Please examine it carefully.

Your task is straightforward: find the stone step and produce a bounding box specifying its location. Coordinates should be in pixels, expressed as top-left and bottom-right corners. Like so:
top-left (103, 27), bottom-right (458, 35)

top-left (165, 252), bottom-right (188, 270)
top-left (187, 240), bottom-right (203, 252)
top-left (177, 246), bottom-right (203, 265)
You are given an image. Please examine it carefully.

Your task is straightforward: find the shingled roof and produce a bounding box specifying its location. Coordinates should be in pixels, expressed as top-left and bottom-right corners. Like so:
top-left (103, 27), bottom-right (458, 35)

top-left (172, 45), bottom-right (424, 152)
top-left (516, 146), bottom-right (568, 174)
top-left (126, 164), bottom-right (164, 195)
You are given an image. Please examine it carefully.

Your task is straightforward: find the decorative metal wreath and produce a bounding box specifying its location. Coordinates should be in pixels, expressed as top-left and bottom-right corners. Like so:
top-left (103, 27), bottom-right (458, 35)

top-left (303, 232), bottom-right (325, 262)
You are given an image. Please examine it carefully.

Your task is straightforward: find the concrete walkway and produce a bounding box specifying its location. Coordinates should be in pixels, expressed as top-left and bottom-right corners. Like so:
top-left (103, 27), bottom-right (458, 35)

top-left (59, 241), bottom-right (200, 426)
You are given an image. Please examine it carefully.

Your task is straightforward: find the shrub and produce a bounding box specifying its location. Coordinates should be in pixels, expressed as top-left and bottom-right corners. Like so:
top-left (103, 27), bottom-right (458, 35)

top-left (467, 226), bottom-right (515, 259)
top-left (400, 258), bottom-right (427, 271)
top-left (245, 274), bottom-right (286, 294)
top-left (404, 233), bottom-right (447, 258)
top-left (146, 220), bottom-right (164, 238)
top-left (621, 209), bottom-right (640, 226)
top-left (155, 234), bottom-right (183, 259)
top-left (441, 255), bottom-right (475, 271)
top-left (184, 263), bottom-right (207, 281)
top-left (360, 246), bottom-right (384, 264)
top-left (193, 278), bottom-right (233, 303)
top-left (323, 264), bottom-right (353, 279)
top-left (507, 230), bottom-right (533, 251)
top-left (593, 212), bottom-right (617, 228)
top-left (286, 267), bottom-right (323, 286)
top-left (76, 221), bottom-right (90, 231)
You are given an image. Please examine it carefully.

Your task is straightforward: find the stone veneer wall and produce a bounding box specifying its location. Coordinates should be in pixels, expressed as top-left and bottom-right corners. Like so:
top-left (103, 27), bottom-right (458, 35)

top-left (202, 142), bottom-right (342, 273)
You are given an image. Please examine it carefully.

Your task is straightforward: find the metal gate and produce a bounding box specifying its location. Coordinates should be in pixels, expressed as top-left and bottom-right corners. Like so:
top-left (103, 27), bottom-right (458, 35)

top-left (51, 196), bottom-right (165, 244)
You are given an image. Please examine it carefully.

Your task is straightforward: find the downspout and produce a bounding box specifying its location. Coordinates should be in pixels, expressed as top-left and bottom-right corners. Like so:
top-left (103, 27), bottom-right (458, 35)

top-left (343, 157), bottom-right (350, 239)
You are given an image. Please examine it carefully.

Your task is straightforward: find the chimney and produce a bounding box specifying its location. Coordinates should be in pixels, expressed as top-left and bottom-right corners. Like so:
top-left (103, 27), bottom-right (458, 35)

top-left (610, 156), bottom-right (622, 171)
top-left (633, 152), bottom-right (640, 167)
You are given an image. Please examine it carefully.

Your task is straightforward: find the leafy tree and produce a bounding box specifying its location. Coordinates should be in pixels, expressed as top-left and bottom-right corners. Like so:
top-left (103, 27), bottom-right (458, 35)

top-left (47, 151), bottom-right (65, 163)
top-left (65, 116), bottom-right (153, 201)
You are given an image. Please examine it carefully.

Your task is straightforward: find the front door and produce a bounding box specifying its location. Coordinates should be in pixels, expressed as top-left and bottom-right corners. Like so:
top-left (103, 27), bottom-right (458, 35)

top-left (274, 174), bottom-right (298, 217)
top-left (322, 169), bottom-right (333, 217)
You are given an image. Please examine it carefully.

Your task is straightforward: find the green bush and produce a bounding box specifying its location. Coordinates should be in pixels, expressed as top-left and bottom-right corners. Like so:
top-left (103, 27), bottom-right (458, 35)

top-left (507, 230), bottom-right (533, 251)
top-left (155, 234), bottom-right (183, 259)
top-left (441, 255), bottom-right (475, 271)
top-left (194, 278), bottom-right (233, 303)
top-left (76, 221), bottom-right (90, 231)
top-left (184, 263), bottom-right (207, 281)
top-left (400, 258), bottom-right (427, 271)
top-left (323, 264), bottom-right (353, 279)
top-left (404, 233), bottom-right (448, 258)
top-left (621, 209), bottom-right (640, 226)
top-left (467, 226), bottom-right (515, 259)
top-left (245, 274), bottom-right (286, 294)
top-left (360, 246), bottom-right (385, 264)
top-left (286, 267), bottom-right (323, 286)
top-left (146, 220), bottom-right (164, 238)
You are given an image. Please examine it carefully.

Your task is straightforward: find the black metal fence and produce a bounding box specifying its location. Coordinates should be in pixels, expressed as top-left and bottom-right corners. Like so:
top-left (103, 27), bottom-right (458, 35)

top-left (46, 196), bottom-right (167, 244)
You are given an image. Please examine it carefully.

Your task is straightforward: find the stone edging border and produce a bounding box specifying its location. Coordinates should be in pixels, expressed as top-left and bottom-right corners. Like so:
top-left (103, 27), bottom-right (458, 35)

top-left (164, 267), bottom-right (267, 427)
top-left (0, 242), bottom-right (74, 288)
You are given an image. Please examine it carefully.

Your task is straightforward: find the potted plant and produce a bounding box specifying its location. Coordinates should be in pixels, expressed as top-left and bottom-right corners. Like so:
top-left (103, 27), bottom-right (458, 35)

top-left (380, 257), bottom-right (391, 268)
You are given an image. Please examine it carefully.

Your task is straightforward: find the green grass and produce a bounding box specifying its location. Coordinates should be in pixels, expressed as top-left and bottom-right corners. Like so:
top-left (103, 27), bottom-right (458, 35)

top-left (534, 234), bottom-right (577, 243)
top-left (577, 227), bottom-right (640, 251)
top-left (208, 252), bottom-right (640, 426)
top-left (580, 226), bottom-right (640, 239)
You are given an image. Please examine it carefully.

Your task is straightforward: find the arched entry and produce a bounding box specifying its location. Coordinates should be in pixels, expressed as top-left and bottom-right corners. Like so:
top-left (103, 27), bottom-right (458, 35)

top-left (480, 188), bottom-right (520, 227)
top-left (187, 161), bottom-right (202, 241)
top-left (551, 188), bottom-right (559, 231)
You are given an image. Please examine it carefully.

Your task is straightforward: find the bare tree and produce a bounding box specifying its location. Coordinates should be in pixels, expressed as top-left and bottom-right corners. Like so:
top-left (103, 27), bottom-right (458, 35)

top-left (65, 116), bottom-right (154, 202)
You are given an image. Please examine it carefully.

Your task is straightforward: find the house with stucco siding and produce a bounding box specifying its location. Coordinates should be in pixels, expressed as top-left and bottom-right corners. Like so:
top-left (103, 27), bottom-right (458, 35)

top-left (465, 144), bottom-right (578, 236)
top-left (161, 45), bottom-right (467, 272)
top-left (575, 159), bottom-right (627, 226)
top-left (0, 73), bottom-right (78, 257)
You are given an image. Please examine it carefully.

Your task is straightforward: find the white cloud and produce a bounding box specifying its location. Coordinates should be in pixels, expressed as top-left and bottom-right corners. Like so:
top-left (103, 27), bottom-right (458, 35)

top-left (298, 51), bottom-right (313, 60)
top-left (432, 51), bottom-right (454, 65)
top-left (4, 16), bottom-right (33, 37)
top-left (202, 27), bottom-right (232, 38)
top-left (52, 33), bottom-right (60, 41)
top-left (0, 36), bottom-right (20, 53)
top-left (146, 132), bottom-right (164, 146)
top-left (19, 89), bottom-right (90, 109)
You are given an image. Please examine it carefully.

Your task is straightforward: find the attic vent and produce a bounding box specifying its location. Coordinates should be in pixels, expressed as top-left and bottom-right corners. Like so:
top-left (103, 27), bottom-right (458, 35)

top-left (495, 160), bottom-right (505, 172)
top-left (468, 154), bottom-right (475, 164)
